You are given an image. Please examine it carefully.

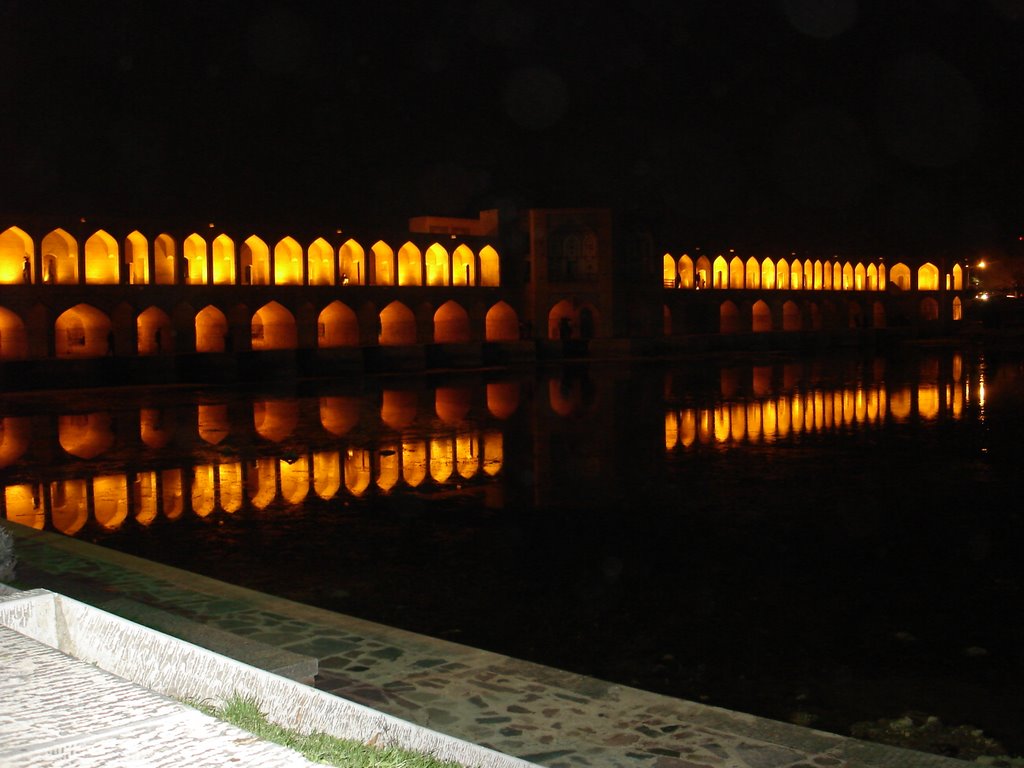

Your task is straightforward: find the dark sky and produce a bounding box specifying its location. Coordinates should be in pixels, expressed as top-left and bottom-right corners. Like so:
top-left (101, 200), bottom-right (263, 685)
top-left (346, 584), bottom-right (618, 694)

top-left (1, 0), bottom-right (1022, 255)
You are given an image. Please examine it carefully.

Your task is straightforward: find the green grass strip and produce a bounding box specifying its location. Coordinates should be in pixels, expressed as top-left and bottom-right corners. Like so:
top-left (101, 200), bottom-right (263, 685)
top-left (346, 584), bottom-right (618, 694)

top-left (191, 694), bottom-right (468, 768)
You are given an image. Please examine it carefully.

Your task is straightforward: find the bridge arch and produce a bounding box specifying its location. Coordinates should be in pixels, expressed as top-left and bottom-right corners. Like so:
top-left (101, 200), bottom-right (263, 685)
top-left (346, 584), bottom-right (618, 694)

top-left (397, 242), bottom-right (422, 286)
top-left (453, 244), bottom-right (475, 286)
top-left (308, 237), bottom-right (334, 286)
top-left (274, 237), bottom-right (303, 285)
top-left (782, 300), bottom-right (802, 330)
top-left (183, 234), bottom-right (207, 285)
top-left (318, 301), bottom-right (359, 347)
top-left (251, 301), bottom-right (297, 350)
top-left (0, 306), bottom-right (28, 359)
top-left (42, 229), bottom-right (78, 284)
top-left (485, 301), bottom-right (519, 341)
top-left (0, 226), bottom-right (34, 284)
top-left (125, 231), bottom-right (148, 284)
top-left (137, 306), bottom-right (172, 354)
top-left (212, 234), bottom-right (235, 285)
top-left (761, 258), bottom-right (776, 289)
top-left (241, 235), bottom-right (270, 285)
top-left (745, 257), bottom-right (760, 289)
top-left (918, 262), bottom-right (939, 291)
top-left (890, 263), bottom-right (911, 290)
top-left (372, 241), bottom-right (395, 286)
top-left (480, 245), bottom-right (500, 286)
top-left (752, 299), bottom-right (771, 331)
top-left (196, 305), bottom-right (229, 352)
top-left (663, 254), bottom-right (677, 287)
top-left (339, 239), bottom-right (365, 285)
top-left (85, 230), bottom-right (120, 285)
top-left (425, 243), bottom-right (449, 286)
top-left (154, 234), bottom-right (176, 285)
top-left (920, 297), bottom-right (939, 321)
top-left (380, 301), bottom-right (416, 345)
top-left (434, 300), bottom-right (471, 343)
top-left (776, 259), bottom-right (790, 290)
top-left (720, 300), bottom-right (741, 333)
top-left (55, 304), bottom-right (110, 357)
top-left (695, 255), bottom-right (711, 289)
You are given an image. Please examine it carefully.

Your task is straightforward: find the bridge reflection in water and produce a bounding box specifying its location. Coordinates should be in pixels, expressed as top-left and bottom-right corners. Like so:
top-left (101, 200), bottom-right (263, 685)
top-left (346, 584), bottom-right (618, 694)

top-left (0, 351), bottom-right (975, 536)
top-left (4, 350), bottom-right (1024, 752)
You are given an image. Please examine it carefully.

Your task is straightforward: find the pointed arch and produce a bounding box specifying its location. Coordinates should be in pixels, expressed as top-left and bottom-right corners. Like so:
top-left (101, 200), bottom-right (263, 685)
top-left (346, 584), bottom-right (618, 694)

top-left (0, 226), bottom-right (34, 284)
top-left (678, 254), bottom-right (695, 289)
top-left (752, 299), bottom-right (771, 332)
top-left (318, 301), bottom-right (359, 347)
top-left (867, 263), bottom-right (878, 290)
top-left (241, 235), bottom-right (270, 285)
top-left (720, 301), bottom-right (741, 333)
top-left (776, 258), bottom-right (790, 290)
top-left (307, 237), bottom-right (334, 286)
top-left (397, 242), bottom-right (422, 286)
top-left (211, 234), bottom-right (235, 285)
top-left (663, 253), bottom-right (677, 287)
top-left (694, 256), bottom-right (711, 289)
top-left (42, 228), bottom-right (79, 284)
top-left (790, 259), bottom-right (804, 290)
top-left (434, 300), bottom-right (471, 343)
top-left (890, 263), bottom-right (911, 291)
top-left (379, 301), bottom-right (416, 345)
top-left (153, 233), bottom-right (176, 284)
top-left (485, 301), bottom-right (519, 341)
top-left (55, 304), bottom-right (111, 357)
top-left (950, 263), bottom-right (963, 291)
top-left (339, 239), bottom-right (365, 285)
top-left (452, 244), bottom-right (475, 286)
top-left (952, 296), bottom-right (962, 321)
top-left (425, 243), bottom-right (449, 286)
top-left (274, 236), bottom-right (303, 285)
top-left (137, 306), bottom-right (172, 355)
top-left (841, 262), bottom-right (854, 290)
top-left (180, 234), bottom-right (206, 284)
top-left (479, 245), bottom-right (500, 286)
top-left (548, 299), bottom-right (575, 339)
top-left (372, 241), bottom-right (395, 286)
top-left (252, 301), bottom-right (297, 350)
top-left (125, 231), bottom-right (149, 284)
top-left (918, 262), bottom-right (939, 291)
top-left (744, 257), bottom-right (760, 289)
top-left (0, 306), bottom-right (28, 359)
top-left (761, 257), bottom-right (776, 290)
top-left (854, 262), bottom-right (866, 290)
top-left (730, 255), bottom-right (746, 288)
top-left (782, 300), bottom-right (802, 330)
top-left (196, 305), bottom-right (229, 352)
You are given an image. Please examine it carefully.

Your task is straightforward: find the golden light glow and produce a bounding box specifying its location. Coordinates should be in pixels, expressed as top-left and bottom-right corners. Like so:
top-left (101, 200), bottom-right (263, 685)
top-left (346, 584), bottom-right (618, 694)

top-left (59, 413), bottom-right (114, 459)
top-left (191, 465), bottom-right (216, 517)
top-left (403, 441), bottom-right (427, 487)
top-left (313, 452), bottom-right (341, 499)
top-left (4, 484), bottom-right (44, 528)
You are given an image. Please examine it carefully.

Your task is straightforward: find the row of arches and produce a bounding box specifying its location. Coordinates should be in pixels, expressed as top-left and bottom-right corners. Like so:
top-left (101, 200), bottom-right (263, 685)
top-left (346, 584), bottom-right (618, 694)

top-left (3, 433), bottom-right (504, 534)
top-left (665, 380), bottom-right (967, 449)
top-left (0, 299), bottom-right (525, 359)
top-left (665, 297), bottom-right (963, 335)
top-left (664, 253), bottom-right (964, 292)
top-left (0, 226), bottom-right (500, 287)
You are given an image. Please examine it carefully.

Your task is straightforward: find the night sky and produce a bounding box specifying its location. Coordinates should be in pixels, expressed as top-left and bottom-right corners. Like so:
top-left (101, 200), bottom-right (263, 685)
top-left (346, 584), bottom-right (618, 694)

top-left (1, 0), bottom-right (1022, 255)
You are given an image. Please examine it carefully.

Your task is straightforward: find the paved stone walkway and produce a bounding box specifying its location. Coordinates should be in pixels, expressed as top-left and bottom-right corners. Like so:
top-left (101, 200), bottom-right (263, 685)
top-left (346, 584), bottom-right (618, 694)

top-left (1, 521), bottom-right (971, 768)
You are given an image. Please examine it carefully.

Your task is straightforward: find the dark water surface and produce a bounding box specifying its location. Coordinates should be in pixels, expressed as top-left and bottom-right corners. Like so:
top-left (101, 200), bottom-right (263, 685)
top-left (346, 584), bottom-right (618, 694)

top-left (2, 347), bottom-right (1022, 752)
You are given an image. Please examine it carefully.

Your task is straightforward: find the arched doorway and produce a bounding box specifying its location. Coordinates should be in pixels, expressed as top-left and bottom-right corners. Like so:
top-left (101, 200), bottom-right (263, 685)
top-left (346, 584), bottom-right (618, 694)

top-left (485, 301), bottom-right (519, 341)
top-left (379, 301), bottom-right (416, 345)
top-left (55, 304), bottom-right (111, 357)
top-left (318, 301), bottom-right (359, 347)
top-left (251, 301), bottom-right (297, 350)
top-left (196, 305), bottom-right (229, 352)
top-left (137, 306), bottom-right (173, 354)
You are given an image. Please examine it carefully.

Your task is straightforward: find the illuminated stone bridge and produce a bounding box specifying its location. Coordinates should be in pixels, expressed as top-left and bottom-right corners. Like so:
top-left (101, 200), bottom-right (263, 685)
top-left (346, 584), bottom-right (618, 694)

top-left (0, 215), bottom-right (522, 375)
top-left (0, 212), bottom-right (974, 387)
top-left (661, 249), bottom-right (969, 335)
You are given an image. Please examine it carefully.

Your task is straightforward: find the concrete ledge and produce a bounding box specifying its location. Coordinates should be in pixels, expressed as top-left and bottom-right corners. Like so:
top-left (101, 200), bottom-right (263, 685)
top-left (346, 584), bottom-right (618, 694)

top-left (100, 597), bottom-right (319, 684)
top-left (0, 589), bottom-right (539, 768)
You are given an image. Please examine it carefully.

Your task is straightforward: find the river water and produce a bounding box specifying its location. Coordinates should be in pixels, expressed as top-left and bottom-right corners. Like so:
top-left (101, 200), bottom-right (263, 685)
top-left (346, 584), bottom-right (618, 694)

top-left (2, 346), bottom-right (1022, 752)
